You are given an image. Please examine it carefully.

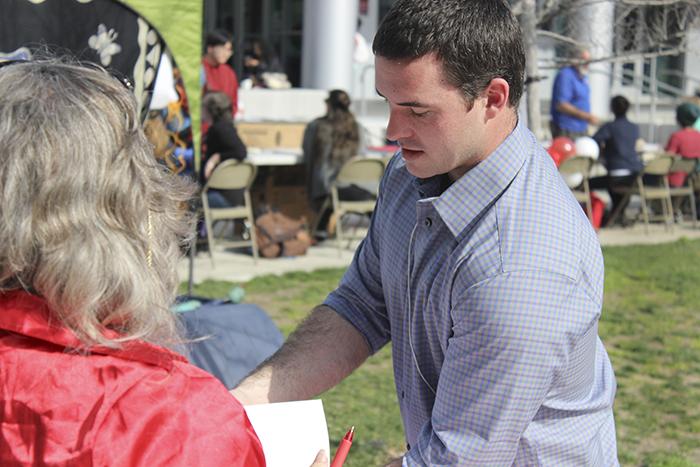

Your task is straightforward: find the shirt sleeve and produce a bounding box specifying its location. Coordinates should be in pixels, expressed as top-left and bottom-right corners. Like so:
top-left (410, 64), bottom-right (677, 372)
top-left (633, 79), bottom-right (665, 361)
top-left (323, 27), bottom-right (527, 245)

top-left (208, 123), bottom-right (247, 162)
top-left (404, 269), bottom-right (600, 465)
top-left (666, 131), bottom-right (681, 154)
top-left (552, 69), bottom-right (574, 107)
top-left (592, 123), bottom-right (611, 146)
top-left (323, 170), bottom-right (392, 354)
top-left (93, 364), bottom-right (266, 467)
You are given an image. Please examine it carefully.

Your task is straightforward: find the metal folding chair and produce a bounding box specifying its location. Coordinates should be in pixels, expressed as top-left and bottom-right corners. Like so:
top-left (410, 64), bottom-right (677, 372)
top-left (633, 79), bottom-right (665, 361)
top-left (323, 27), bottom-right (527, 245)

top-left (330, 156), bottom-right (385, 254)
top-left (668, 156), bottom-right (698, 228)
top-left (607, 154), bottom-right (674, 234)
top-left (201, 160), bottom-right (259, 265)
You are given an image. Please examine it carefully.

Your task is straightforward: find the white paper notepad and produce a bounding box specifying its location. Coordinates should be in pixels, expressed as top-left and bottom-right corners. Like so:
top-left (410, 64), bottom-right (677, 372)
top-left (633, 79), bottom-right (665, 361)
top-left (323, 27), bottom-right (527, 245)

top-left (244, 400), bottom-right (330, 467)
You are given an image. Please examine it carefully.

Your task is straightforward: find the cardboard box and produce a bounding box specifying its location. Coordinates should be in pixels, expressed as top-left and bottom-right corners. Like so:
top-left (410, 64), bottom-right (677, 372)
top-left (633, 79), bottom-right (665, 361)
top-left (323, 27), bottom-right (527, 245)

top-left (237, 122), bottom-right (307, 149)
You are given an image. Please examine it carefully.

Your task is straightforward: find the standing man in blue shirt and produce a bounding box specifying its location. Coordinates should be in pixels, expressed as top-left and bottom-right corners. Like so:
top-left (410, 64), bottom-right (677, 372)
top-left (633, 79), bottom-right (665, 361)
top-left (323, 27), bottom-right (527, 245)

top-left (550, 48), bottom-right (600, 138)
top-left (234, 1), bottom-right (618, 465)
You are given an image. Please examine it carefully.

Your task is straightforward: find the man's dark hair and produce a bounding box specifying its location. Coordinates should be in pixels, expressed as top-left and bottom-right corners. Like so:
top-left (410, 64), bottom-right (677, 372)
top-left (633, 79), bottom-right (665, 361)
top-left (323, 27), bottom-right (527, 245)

top-left (610, 95), bottom-right (629, 118)
top-left (373, 0), bottom-right (525, 108)
top-left (205, 30), bottom-right (232, 48)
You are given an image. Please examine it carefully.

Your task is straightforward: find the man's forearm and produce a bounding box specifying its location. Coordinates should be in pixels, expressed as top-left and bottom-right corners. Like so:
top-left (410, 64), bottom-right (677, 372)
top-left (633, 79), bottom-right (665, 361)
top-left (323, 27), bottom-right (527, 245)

top-left (556, 101), bottom-right (596, 124)
top-left (232, 305), bottom-right (371, 404)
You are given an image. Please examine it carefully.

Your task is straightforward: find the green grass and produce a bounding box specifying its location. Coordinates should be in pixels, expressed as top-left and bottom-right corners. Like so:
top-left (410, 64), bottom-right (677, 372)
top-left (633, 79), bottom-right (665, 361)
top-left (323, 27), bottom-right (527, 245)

top-left (184, 239), bottom-right (700, 466)
top-left (601, 239), bottom-right (700, 466)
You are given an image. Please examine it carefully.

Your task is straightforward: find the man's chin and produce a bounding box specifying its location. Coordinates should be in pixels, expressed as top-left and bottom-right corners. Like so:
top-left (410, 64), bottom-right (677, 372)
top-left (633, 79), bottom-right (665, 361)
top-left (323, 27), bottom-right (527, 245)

top-left (404, 161), bottom-right (437, 180)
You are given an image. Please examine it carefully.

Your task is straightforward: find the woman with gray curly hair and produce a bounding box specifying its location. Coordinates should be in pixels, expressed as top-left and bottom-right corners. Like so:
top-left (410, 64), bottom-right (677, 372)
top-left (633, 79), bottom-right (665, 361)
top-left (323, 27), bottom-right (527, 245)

top-left (0, 60), bottom-right (266, 465)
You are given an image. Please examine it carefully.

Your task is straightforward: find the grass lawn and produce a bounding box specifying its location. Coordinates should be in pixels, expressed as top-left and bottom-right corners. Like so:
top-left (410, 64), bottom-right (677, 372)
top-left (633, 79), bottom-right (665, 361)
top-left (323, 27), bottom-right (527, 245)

top-left (185, 238), bottom-right (700, 466)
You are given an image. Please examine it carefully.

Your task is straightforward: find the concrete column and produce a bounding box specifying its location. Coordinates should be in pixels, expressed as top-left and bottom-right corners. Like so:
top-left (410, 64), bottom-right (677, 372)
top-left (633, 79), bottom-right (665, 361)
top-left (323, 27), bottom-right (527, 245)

top-left (684, 27), bottom-right (700, 96)
top-left (301, 0), bottom-right (358, 91)
top-left (572, 0), bottom-right (615, 119)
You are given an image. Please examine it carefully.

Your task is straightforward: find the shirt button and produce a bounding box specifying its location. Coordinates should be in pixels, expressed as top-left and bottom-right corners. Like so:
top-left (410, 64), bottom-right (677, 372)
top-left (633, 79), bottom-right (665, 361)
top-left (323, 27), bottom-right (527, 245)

top-left (401, 390), bottom-right (405, 399)
top-left (424, 217), bottom-right (432, 227)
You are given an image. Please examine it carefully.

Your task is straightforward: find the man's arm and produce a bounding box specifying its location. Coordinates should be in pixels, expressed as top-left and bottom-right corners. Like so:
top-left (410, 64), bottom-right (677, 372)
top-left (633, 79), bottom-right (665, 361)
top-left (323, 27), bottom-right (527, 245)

top-left (666, 131), bottom-right (680, 154)
top-left (235, 159), bottom-right (391, 405)
top-left (556, 101), bottom-right (599, 126)
top-left (232, 305), bottom-right (372, 405)
top-left (592, 122), bottom-right (610, 146)
top-left (552, 69), bottom-right (598, 126)
top-left (203, 153), bottom-right (221, 180)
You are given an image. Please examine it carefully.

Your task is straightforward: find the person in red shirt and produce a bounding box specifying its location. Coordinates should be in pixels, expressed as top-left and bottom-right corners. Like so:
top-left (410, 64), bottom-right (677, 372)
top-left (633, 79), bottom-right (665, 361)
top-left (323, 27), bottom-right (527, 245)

top-left (202, 30), bottom-right (239, 119)
top-left (0, 59), bottom-right (266, 466)
top-left (666, 102), bottom-right (700, 187)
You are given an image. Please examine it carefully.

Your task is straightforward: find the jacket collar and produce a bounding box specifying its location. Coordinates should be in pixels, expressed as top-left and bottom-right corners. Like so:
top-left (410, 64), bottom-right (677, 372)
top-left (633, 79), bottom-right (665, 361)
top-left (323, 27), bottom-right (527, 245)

top-left (0, 289), bottom-right (186, 370)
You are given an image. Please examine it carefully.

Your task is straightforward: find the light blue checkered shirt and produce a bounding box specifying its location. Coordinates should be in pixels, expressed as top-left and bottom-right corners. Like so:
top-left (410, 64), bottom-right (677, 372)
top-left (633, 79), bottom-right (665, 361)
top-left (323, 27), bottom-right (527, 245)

top-left (325, 121), bottom-right (619, 465)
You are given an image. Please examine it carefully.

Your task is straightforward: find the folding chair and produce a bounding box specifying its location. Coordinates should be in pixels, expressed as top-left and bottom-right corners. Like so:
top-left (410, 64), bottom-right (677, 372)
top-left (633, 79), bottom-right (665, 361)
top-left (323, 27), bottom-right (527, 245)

top-left (331, 157), bottom-right (385, 254)
top-left (608, 153), bottom-right (674, 234)
top-left (201, 160), bottom-right (259, 264)
top-left (558, 156), bottom-right (594, 221)
top-left (668, 156), bottom-right (698, 228)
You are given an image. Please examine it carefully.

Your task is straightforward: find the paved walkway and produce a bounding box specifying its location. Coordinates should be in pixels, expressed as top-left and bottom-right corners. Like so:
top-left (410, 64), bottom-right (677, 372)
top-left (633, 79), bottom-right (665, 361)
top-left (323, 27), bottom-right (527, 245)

top-left (178, 221), bottom-right (700, 284)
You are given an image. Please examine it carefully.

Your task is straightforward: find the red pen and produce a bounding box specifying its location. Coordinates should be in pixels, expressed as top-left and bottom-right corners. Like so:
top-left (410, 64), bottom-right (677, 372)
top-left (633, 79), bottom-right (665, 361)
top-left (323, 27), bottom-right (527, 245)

top-left (330, 426), bottom-right (354, 467)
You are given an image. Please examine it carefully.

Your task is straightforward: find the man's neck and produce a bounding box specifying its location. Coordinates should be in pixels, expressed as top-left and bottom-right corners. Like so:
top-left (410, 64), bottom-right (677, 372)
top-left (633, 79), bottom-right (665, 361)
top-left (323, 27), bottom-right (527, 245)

top-left (447, 112), bottom-right (518, 182)
top-left (479, 111), bottom-right (519, 164)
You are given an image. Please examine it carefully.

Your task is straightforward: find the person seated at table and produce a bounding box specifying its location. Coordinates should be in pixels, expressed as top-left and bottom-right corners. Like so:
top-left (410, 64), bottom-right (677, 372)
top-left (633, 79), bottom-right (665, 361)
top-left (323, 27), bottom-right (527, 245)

top-left (0, 59), bottom-right (266, 466)
top-left (303, 89), bottom-right (372, 236)
top-left (589, 95), bottom-right (643, 226)
top-left (201, 91), bottom-right (248, 208)
top-left (666, 102), bottom-right (700, 188)
top-left (242, 39), bottom-right (283, 89)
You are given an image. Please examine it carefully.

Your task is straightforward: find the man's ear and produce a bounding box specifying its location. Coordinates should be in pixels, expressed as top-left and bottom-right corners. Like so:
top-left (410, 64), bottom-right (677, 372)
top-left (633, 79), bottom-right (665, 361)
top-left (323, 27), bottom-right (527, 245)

top-left (484, 78), bottom-right (510, 119)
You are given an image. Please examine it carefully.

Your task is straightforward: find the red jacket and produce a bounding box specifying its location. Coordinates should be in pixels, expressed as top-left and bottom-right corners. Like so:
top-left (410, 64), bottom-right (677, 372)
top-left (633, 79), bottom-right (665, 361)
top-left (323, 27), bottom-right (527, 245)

top-left (666, 128), bottom-right (700, 186)
top-left (0, 290), bottom-right (265, 466)
top-left (202, 58), bottom-right (239, 116)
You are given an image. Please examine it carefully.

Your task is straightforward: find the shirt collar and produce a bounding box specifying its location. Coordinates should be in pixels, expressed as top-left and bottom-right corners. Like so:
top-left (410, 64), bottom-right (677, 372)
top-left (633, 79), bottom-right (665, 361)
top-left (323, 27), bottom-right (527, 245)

top-left (428, 119), bottom-right (530, 238)
top-left (0, 289), bottom-right (186, 369)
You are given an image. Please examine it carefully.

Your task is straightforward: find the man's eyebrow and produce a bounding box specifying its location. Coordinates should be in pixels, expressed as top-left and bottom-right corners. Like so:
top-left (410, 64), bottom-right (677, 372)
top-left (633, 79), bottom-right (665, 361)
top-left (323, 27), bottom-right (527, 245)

top-left (375, 89), bottom-right (429, 108)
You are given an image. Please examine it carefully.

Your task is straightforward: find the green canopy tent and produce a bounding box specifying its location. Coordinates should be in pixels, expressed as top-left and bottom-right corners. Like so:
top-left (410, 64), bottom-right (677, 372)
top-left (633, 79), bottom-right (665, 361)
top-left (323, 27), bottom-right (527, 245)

top-left (0, 0), bottom-right (201, 176)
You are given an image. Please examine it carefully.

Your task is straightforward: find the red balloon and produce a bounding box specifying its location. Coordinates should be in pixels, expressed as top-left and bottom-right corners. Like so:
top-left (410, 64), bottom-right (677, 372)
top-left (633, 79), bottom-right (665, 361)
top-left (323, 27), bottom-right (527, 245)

top-left (551, 136), bottom-right (576, 161)
top-left (547, 146), bottom-right (562, 167)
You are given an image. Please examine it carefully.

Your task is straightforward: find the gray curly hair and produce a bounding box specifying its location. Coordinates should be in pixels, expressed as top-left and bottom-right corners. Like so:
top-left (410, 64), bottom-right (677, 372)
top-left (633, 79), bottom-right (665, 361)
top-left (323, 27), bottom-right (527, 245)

top-left (0, 59), bottom-right (195, 348)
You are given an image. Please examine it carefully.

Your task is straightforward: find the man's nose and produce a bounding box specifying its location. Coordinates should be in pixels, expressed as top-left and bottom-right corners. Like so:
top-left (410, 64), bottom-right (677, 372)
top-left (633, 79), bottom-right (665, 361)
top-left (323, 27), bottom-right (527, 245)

top-left (385, 110), bottom-right (410, 142)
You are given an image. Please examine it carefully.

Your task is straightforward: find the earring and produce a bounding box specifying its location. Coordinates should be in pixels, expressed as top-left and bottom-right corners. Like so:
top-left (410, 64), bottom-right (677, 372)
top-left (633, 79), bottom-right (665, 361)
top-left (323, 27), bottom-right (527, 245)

top-left (147, 211), bottom-right (153, 268)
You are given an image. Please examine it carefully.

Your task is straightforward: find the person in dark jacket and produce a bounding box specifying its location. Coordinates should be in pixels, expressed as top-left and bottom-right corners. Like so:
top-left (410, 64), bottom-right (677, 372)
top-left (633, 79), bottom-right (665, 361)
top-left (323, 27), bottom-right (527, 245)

top-left (202, 91), bottom-right (248, 207)
top-left (589, 95), bottom-right (642, 226)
